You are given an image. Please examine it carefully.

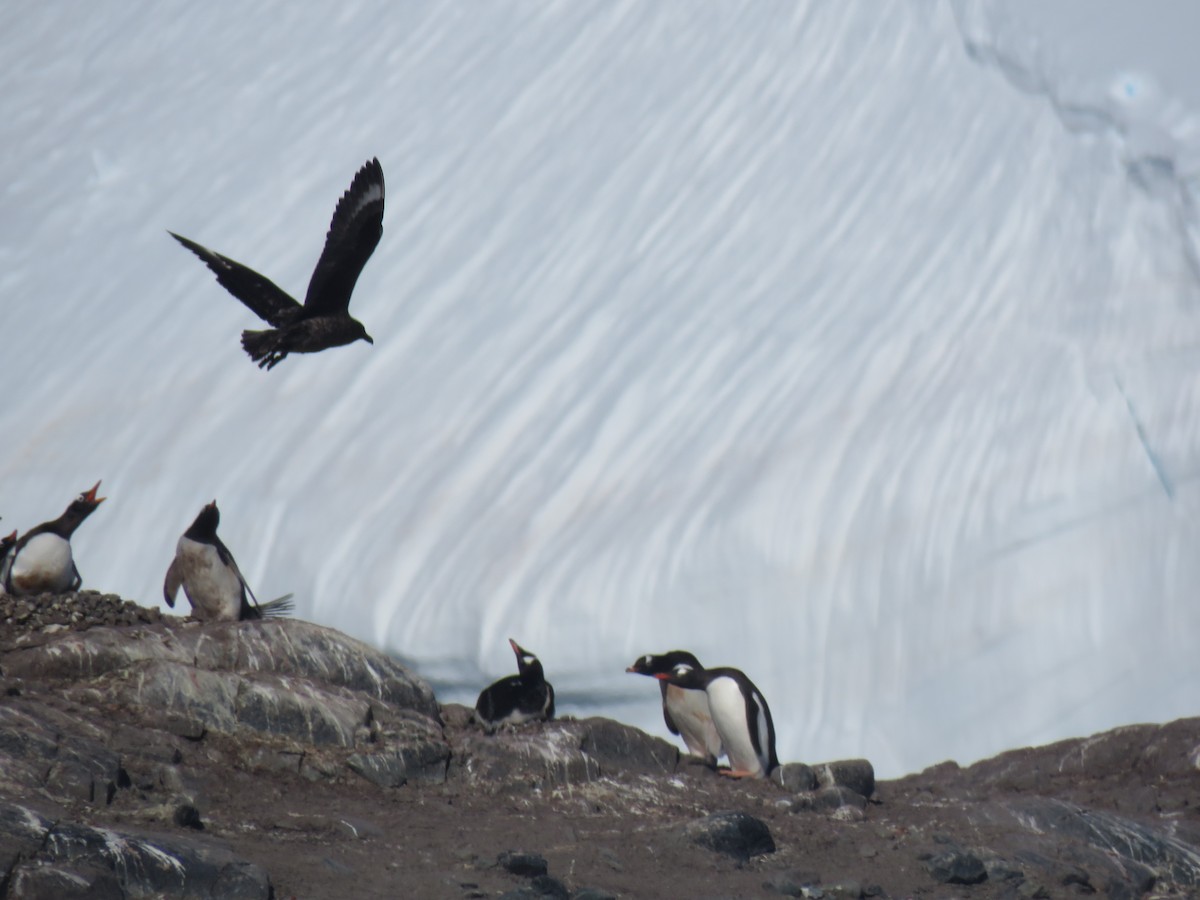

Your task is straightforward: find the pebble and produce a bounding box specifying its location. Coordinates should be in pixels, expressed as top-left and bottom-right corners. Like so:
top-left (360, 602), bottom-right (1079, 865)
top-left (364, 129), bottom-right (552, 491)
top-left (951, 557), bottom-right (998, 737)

top-left (497, 851), bottom-right (549, 878)
top-left (0, 590), bottom-right (164, 648)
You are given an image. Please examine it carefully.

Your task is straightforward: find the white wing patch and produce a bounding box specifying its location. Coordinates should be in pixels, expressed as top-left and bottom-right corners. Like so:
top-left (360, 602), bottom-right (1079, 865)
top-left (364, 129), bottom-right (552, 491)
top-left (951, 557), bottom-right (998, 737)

top-left (347, 183), bottom-right (384, 220)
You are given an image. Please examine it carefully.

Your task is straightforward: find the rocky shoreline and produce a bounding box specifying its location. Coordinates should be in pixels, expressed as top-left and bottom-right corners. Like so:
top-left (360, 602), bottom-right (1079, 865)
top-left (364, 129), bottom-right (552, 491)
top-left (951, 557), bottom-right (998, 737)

top-left (1, 593), bottom-right (1198, 899)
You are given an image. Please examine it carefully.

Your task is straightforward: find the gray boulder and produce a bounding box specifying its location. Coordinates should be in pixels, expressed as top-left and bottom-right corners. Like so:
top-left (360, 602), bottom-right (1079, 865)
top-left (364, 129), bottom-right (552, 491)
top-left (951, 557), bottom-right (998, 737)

top-left (0, 619), bottom-right (448, 791)
top-left (445, 709), bottom-right (679, 789)
top-left (0, 800), bottom-right (270, 899)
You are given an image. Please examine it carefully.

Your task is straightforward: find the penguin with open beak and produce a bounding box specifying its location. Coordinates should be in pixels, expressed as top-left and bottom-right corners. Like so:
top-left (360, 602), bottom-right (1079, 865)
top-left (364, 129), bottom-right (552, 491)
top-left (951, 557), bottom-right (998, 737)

top-left (2, 481), bottom-right (105, 596)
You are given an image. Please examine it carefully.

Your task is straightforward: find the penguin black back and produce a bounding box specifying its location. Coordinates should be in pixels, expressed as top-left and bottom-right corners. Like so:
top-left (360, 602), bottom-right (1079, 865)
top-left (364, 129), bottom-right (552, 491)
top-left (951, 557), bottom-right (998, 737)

top-left (12, 480), bottom-right (105, 545)
top-left (474, 639), bottom-right (556, 732)
top-left (659, 661), bottom-right (778, 778)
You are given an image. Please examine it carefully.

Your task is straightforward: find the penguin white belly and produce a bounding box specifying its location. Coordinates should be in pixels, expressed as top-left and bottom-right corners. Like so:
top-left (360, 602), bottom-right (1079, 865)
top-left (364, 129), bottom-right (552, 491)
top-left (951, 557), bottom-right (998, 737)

top-left (706, 676), bottom-right (766, 776)
top-left (8, 534), bottom-right (76, 594)
top-left (176, 538), bottom-right (242, 621)
top-left (667, 684), bottom-right (725, 761)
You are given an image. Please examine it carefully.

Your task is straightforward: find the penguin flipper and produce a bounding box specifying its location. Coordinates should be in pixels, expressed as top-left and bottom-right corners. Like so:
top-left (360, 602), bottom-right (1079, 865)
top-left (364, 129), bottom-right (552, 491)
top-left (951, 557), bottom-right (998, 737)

top-left (215, 537), bottom-right (262, 612)
top-left (68, 561), bottom-right (82, 592)
top-left (163, 556), bottom-right (182, 607)
top-left (659, 681), bottom-right (682, 736)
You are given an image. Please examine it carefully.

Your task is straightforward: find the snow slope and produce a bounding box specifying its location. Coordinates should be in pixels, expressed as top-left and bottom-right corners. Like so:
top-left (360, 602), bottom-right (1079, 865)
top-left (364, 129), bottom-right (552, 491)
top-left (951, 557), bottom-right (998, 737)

top-left (3, 1), bottom-right (1200, 777)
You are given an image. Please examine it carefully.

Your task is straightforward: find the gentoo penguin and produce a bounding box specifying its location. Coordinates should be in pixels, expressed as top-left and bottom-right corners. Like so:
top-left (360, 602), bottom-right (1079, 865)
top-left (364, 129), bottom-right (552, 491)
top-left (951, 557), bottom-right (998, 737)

top-left (163, 500), bottom-right (293, 622)
top-left (474, 639), bottom-right (556, 733)
top-left (656, 661), bottom-right (779, 779)
top-left (169, 157), bottom-right (384, 370)
top-left (3, 481), bottom-right (105, 596)
top-left (627, 650), bottom-right (724, 766)
top-left (0, 527), bottom-right (17, 595)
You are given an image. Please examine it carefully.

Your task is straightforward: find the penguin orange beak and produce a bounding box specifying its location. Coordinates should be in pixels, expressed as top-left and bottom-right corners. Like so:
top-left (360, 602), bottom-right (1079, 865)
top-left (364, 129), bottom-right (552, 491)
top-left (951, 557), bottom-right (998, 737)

top-left (83, 480), bottom-right (106, 504)
top-left (3, 530), bottom-right (15, 541)
top-left (508, 638), bottom-right (523, 655)
top-left (625, 665), bottom-right (638, 673)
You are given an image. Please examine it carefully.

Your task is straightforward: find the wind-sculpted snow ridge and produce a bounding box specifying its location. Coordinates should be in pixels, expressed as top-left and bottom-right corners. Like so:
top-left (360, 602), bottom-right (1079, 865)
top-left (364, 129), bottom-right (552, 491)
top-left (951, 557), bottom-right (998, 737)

top-left (2, 2), bottom-right (1200, 777)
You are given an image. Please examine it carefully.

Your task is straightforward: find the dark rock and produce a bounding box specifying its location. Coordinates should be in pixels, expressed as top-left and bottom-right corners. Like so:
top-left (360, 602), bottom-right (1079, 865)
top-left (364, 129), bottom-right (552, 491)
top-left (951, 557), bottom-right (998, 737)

top-left (498, 850), bottom-right (549, 877)
top-left (813, 785), bottom-right (868, 811)
top-left (173, 803), bottom-right (204, 830)
top-left (790, 784), bottom-right (868, 815)
top-left (923, 849), bottom-right (988, 885)
top-left (448, 717), bottom-right (679, 790)
top-left (681, 811), bottom-right (776, 862)
top-left (0, 800), bottom-right (270, 899)
top-left (162, 713), bottom-right (208, 741)
top-left (1058, 863), bottom-right (1092, 889)
top-left (815, 759), bottom-right (875, 799)
top-left (773, 762), bottom-right (817, 792)
top-left (576, 717), bottom-right (679, 774)
top-left (450, 727), bottom-right (601, 788)
top-left (5, 862), bottom-right (125, 900)
top-left (0, 801), bottom-right (52, 873)
top-left (999, 797), bottom-right (1200, 889)
top-left (985, 859), bottom-right (1025, 882)
top-left (0, 700), bottom-right (124, 808)
top-left (530, 874), bottom-right (570, 897)
top-left (44, 763), bottom-right (98, 803)
top-left (1, 618), bottom-right (447, 795)
top-left (391, 723), bottom-right (453, 784)
top-left (572, 890), bottom-right (618, 900)
top-left (4, 619), bottom-right (439, 720)
top-left (348, 751), bottom-right (408, 787)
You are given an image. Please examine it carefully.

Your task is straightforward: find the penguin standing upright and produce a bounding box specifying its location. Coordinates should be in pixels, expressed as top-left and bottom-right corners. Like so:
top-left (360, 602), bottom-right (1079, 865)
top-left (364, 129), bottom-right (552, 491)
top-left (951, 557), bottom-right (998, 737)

top-left (657, 661), bottom-right (778, 779)
top-left (3, 482), bottom-right (105, 596)
top-left (0, 525), bottom-right (17, 596)
top-left (627, 650), bottom-right (724, 766)
top-left (163, 500), bottom-right (293, 622)
top-left (474, 639), bottom-right (556, 732)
